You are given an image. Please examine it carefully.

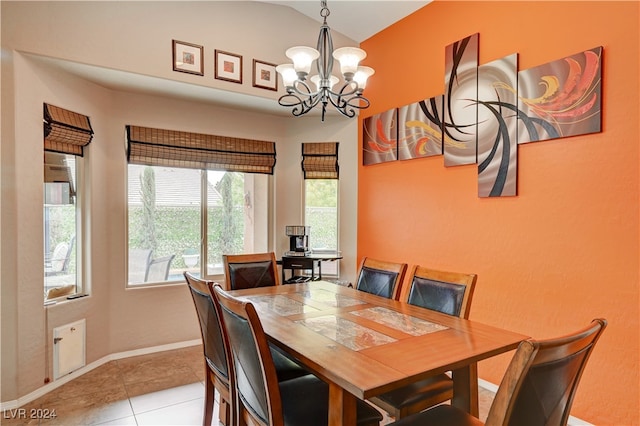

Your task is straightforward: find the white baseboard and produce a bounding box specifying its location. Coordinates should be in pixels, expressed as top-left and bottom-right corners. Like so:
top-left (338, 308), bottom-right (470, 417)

top-left (478, 378), bottom-right (593, 426)
top-left (0, 339), bottom-right (201, 411)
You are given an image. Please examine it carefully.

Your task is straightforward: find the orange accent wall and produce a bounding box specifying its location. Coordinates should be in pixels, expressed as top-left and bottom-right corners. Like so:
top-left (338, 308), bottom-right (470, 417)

top-left (358, 2), bottom-right (638, 424)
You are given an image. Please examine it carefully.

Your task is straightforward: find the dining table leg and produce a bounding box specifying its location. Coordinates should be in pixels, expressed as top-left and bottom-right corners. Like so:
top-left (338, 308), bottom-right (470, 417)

top-left (451, 362), bottom-right (479, 417)
top-left (328, 382), bottom-right (357, 426)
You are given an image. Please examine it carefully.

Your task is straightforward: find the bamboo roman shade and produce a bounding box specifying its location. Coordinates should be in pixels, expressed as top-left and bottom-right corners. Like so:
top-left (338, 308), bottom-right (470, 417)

top-left (126, 125), bottom-right (276, 174)
top-left (44, 104), bottom-right (94, 156)
top-left (301, 142), bottom-right (339, 179)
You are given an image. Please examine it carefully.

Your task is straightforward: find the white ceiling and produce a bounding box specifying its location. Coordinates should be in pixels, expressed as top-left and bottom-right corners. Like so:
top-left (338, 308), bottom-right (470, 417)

top-left (260, 1), bottom-right (430, 42)
top-left (28, 1), bottom-right (430, 117)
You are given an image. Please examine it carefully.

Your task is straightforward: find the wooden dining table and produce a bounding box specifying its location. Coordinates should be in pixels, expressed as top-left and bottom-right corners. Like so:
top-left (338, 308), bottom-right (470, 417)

top-left (227, 281), bottom-right (528, 426)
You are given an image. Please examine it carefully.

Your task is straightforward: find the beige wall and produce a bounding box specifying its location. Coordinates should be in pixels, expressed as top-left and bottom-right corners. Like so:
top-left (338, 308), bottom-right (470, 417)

top-left (1, 1), bottom-right (360, 404)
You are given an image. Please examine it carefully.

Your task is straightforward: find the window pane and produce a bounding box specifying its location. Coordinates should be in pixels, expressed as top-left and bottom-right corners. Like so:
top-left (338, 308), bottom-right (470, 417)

top-left (305, 179), bottom-right (338, 276)
top-left (44, 153), bottom-right (78, 300)
top-left (128, 165), bottom-right (201, 284)
top-left (128, 165), bottom-right (270, 285)
top-left (206, 171), bottom-right (268, 276)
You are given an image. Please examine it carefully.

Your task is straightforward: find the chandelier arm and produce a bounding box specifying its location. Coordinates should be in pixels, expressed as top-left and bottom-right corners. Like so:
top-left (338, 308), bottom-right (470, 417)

top-left (289, 80), bottom-right (316, 97)
top-left (325, 93), bottom-right (357, 118)
top-left (326, 83), bottom-right (360, 99)
top-left (278, 90), bottom-right (325, 117)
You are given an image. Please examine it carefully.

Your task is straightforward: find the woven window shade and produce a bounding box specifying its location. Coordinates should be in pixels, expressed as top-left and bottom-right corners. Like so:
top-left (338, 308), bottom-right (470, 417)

top-left (44, 104), bottom-right (94, 156)
top-left (301, 142), bottom-right (339, 179)
top-left (126, 126), bottom-right (276, 174)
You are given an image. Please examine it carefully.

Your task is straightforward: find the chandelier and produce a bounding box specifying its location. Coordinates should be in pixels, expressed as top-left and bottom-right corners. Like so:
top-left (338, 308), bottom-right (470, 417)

top-left (276, 1), bottom-right (375, 121)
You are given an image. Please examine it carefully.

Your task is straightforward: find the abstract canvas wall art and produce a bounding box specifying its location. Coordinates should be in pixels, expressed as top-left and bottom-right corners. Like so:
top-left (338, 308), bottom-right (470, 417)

top-left (398, 96), bottom-right (444, 160)
top-left (477, 54), bottom-right (518, 197)
top-left (363, 109), bottom-right (398, 165)
top-left (518, 47), bottom-right (603, 144)
top-left (361, 35), bottom-right (603, 199)
top-left (443, 33), bottom-right (479, 167)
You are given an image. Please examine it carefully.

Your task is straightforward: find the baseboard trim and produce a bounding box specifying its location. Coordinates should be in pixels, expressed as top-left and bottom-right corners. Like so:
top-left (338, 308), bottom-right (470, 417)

top-left (0, 339), bottom-right (201, 411)
top-left (478, 378), bottom-right (593, 426)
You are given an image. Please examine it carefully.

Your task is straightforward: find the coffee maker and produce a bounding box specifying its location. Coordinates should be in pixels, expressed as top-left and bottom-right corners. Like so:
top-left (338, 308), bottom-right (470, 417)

top-left (285, 226), bottom-right (310, 256)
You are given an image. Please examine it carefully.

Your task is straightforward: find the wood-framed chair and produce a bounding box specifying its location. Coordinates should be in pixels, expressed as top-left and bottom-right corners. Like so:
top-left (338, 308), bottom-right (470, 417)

top-left (354, 257), bottom-right (408, 300)
top-left (211, 285), bottom-right (384, 426)
top-left (185, 272), bottom-right (308, 426)
top-left (369, 265), bottom-right (477, 420)
top-left (184, 272), bottom-right (231, 426)
top-left (222, 252), bottom-right (280, 291)
top-left (389, 318), bottom-right (607, 426)
top-left (222, 251), bottom-right (309, 380)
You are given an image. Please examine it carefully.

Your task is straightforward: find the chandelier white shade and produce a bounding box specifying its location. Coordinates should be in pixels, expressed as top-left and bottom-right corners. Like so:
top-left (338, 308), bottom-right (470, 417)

top-left (276, 1), bottom-right (374, 121)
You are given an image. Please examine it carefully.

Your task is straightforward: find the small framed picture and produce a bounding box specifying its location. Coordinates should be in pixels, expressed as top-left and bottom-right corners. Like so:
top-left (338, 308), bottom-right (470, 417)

top-left (215, 50), bottom-right (243, 84)
top-left (253, 60), bottom-right (278, 91)
top-left (172, 40), bottom-right (204, 76)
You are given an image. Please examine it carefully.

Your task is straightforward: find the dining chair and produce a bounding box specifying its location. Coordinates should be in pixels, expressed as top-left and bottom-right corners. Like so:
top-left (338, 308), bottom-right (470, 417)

top-left (185, 273), bottom-right (309, 426)
top-left (389, 318), bottom-right (607, 426)
top-left (128, 248), bottom-right (152, 284)
top-left (369, 265), bottom-right (477, 420)
top-left (222, 252), bottom-right (280, 291)
top-left (45, 235), bottom-right (75, 276)
top-left (354, 257), bottom-right (408, 300)
top-left (146, 254), bottom-right (175, 282)
top-left (184, 272), bottom-right (232, 426)
top-left (211, 285), bottom-right (384, 426)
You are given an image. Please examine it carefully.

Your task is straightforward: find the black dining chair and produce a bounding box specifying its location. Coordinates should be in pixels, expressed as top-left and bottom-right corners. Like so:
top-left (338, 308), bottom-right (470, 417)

top-left (185, 273), bottom-right (309, 425)
top-left (222, 252), bottom-right (309, 382)
top-left (212, 284), bottom-right (384, 426)
top-left (184, 272), bottom-right (232, 426)
top-left (389, 318), bottom-right (607, 426)
top-left (354, 257), bottom-right (408, 300)
top-left (222, 252), bottom-right (280, 290)
top-left (368, 265), bottom-right (477, 420)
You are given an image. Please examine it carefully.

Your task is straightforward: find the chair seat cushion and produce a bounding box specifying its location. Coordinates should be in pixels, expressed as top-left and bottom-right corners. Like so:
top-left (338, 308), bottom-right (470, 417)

top-left (280, 375), bottom-right (383, 426)
top-left (390, 404), bottom-right (483, 426)
top-left (270, 344), bottom-right (310, 382)
top-left (376, 373), bottom-right (453, 407)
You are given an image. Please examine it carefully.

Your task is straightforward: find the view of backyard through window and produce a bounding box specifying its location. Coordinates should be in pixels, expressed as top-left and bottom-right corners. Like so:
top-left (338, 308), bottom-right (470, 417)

top-left (305, 179), bottom-right (339, 276)
top-left (44, 153), bottom-right (79, 300)
top-left (127, 165), bottom-right (268, 285)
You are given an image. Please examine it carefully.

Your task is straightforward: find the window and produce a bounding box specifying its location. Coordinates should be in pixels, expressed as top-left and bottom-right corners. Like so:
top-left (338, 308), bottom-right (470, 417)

top-left (127, 165), bottom-right (269, 285)
top-left (304, 179), bottom-right (338, 276)
top-left (125, 125), bottom-right (275, 286)
top-left (44, 153), bottom-right (81, 300)
top-left (43, 103), bottom-right (93, 302)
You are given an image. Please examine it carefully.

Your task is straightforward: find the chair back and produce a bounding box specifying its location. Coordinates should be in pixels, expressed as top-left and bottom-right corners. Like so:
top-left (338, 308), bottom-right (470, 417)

top-left (128, 248), bottom-right (152, 283)
top-left (184, 273), bottom-right (229, 383)
top-left (147, 254), bottom-right (175, 282)
top-left (400, 265), bottom-right (477, 318)
top-left (355, 257), bottom-right (408, 300)
top-left (47, 235), bottom-right (76, 275)
top-left (486, 318), bottom-right (607, 426)
top-left (212, 285), bottom-right (282, 426)
top-left (223, 252), bottom-right (280, 290)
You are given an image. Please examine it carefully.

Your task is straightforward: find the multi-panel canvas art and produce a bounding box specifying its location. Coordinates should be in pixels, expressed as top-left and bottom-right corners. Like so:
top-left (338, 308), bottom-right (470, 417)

top-left (362, 36), bottom-right (603, 198)
top-left (363, 109), bottom-right (398, 165)
top-left (443, 33), bottom-right (479, 167)
top-left (398, 96), bottom-right (444, 160)
top-left (477, 54), bottom-right (518, 197)
top-left (518, 47), bottom-right (603, 144)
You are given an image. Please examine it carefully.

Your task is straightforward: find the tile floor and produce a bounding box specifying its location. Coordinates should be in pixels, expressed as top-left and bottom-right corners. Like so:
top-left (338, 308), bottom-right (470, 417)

top-left (2, 345), bottom-right (495, 426)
